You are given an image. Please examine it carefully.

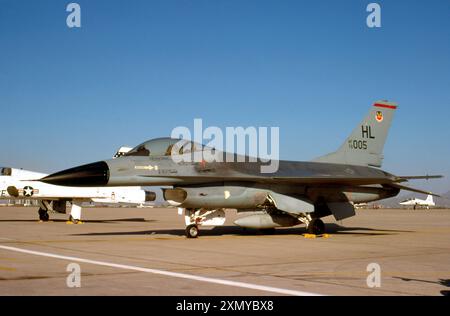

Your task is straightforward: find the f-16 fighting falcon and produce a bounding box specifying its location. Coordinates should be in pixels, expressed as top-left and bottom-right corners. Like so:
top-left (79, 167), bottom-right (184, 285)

top-left (40, 101), bottom-right (442, 237)
top-left (1, 166), bottom-right (156, 223)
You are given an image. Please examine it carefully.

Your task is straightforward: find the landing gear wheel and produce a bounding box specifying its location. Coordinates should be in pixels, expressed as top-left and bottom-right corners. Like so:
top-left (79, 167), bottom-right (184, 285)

top-left (38, 208), bottom-right (49, 222)
top-left (307, 218), bottom-right (325, 235)
top-left (69, 215), bottom-right (80, 224)
top-left (186, 224), bottom-right (199, 238)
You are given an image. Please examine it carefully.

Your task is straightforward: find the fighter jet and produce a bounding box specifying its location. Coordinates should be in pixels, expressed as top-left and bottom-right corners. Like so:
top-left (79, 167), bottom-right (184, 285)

top-left (0, 166), bottom-right (156, 223)
top-left (40, 101), bottom-right (442, 237)
top-left (399, 195), bottom-right (435, 209)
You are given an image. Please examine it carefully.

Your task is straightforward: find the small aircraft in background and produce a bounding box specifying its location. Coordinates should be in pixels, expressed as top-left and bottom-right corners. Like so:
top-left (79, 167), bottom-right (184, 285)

top-left (399, 195), bottom-right (435, 209)
top-left (0, 166), bottom-right (156, 223)
top-left (0, 147), bottom-right (156, 223)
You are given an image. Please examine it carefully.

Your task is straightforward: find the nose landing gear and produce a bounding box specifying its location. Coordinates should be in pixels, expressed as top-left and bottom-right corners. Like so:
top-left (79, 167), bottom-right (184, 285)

top-left (186, 224), bottom-right (199, 238)
top-left (181, 208), bottom-right (226, 238)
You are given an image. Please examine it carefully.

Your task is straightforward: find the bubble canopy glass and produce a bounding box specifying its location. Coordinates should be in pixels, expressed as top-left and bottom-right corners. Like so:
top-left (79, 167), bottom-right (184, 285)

top-left (1, 167), bottom-right (12, 176)
top-left (124, 137), bottom-right (213, 157)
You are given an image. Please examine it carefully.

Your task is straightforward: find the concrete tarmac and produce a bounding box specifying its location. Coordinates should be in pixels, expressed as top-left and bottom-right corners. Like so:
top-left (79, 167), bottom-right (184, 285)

top-left (0, 206), bottom-right (449, 296)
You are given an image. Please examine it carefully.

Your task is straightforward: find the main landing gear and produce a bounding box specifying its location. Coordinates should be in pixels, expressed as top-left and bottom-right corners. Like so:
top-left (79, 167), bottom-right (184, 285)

top-left (37, 200), bottom-right (83, 224)
top-left (307, 218), bottom-right (325, 235)
top-left (299, 214), bottom-right (326, 235)
top-left (38, 208), bottom-right (49, 222)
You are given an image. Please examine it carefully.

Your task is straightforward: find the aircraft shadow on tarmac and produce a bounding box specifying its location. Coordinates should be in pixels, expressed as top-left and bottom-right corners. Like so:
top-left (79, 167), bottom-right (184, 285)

top-left (392, 277), bottom-right (450, 296)
top-left (73, 223), bottom-right (413, 237)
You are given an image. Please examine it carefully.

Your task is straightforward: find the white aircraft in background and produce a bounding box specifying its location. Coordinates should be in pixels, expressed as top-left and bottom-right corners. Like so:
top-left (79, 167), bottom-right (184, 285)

top-left (399, 195), bottom-right (435, 209)
top-left (0, 147), bottom-right (156, 223)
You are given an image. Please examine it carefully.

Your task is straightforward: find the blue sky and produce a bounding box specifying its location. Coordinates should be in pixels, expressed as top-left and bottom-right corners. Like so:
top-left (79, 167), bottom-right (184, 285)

top-left (1, 0), bottom-right (449, 193)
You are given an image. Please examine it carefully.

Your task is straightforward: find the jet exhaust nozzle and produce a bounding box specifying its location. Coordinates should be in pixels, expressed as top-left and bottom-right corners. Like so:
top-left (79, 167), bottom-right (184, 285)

top-left (41, 161), bottom-right (110, 187)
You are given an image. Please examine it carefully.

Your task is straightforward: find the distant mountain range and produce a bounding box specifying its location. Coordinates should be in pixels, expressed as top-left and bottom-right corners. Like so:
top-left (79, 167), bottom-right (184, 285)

top-left (378, 190), bottom-right (450, 208)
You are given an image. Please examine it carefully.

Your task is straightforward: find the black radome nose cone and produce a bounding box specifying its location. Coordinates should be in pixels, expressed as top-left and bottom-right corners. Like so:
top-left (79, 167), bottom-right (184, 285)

top-left (41, 161), bottom-right (109, 187)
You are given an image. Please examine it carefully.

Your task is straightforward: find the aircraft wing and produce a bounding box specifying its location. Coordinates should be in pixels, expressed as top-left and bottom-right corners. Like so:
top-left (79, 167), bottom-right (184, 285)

top-left (137, 174), bottom-right (397, 186)
top-left (388, 183), bottom-right (440, 197)
top-left (268, 176), bottom-right (393, 185)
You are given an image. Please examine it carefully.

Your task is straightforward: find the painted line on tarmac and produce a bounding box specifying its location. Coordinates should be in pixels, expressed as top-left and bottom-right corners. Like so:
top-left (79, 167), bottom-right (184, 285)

top-left (0, 244), bottom-right (322, 296)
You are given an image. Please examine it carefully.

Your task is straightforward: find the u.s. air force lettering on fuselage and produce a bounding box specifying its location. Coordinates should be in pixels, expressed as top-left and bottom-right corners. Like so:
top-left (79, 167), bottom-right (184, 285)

top-left (348, 125), bottom-right (376, 150)
top-left (158, 168), bottom-right (178, 175)
top-left (134, 164), bottom-right (179, 175)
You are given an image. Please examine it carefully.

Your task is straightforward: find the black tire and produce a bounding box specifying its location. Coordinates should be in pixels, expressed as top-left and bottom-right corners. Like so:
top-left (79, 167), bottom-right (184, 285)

top-left (307, 218), bottom-right (325, 235)
top-left (69, 215), bottom-right (79, 224)
top-left (38, 208), bottom-right (49, 222)
top-left (186, 224), bottom-right (199, 238)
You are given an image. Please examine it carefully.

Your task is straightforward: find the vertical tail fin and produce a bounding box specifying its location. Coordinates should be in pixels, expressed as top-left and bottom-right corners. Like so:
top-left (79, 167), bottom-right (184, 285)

top-left (426, 195), bottom-right (433, 203)
top-left (313, 100), bottom-right (397, 168)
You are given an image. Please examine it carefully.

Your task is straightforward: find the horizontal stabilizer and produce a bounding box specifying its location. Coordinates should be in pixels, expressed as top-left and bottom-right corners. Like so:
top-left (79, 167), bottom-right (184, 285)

top-left (389, 183), bottom-right (440, 197)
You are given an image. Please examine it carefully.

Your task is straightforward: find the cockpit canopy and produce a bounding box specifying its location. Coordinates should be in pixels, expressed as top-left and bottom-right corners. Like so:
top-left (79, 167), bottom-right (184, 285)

top-left (1, 167), bottom-right (12, 176)
top-left (0, 167), bottom-right (46, 180)
top-left (124, 137), bottom-right (211, 158)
